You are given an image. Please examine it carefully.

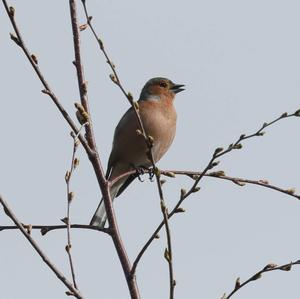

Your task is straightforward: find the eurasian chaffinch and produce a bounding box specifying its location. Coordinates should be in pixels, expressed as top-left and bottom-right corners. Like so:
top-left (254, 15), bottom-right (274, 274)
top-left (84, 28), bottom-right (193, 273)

top-left (90, 77), bottom-right (184, 228)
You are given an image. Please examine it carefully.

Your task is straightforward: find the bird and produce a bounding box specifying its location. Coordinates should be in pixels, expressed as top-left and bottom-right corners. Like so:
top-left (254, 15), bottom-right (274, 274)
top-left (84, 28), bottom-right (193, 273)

top-left (90, 77), bottom-right (184, 228)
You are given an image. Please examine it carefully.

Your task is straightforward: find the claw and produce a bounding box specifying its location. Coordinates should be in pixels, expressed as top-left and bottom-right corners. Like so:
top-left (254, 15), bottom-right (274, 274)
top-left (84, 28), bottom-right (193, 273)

top-left (131, 164), bottom-right (146, 182)
top-left (148, 169), bottom-right (155, 182)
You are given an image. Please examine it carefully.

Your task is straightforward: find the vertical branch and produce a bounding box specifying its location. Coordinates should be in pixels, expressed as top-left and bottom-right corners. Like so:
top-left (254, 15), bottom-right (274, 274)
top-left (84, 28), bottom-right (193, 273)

top-left (0, 195), bottom-right (84, 299)
top-left (64, 132), bottom-right (81, 289)
top-left (68, 2), bottom-right (140, 298)
top-left (1, 0), bottom-right (90, 155)
top-left (156, 174), bottom-right (175, 298)
top-left (69, 0), bottom-right (97, 151)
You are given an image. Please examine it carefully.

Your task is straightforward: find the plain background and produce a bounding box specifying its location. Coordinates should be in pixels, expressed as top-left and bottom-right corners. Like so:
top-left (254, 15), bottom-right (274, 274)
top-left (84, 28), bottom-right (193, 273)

top-left (1, 1), bottom-right (300, 298)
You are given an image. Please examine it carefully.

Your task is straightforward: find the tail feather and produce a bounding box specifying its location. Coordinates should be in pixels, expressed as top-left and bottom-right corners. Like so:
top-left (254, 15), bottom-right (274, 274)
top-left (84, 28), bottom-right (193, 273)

top-left (89, 198), bottom-right (107, 228)
top-left (89, 179), bottom-right (123, 228)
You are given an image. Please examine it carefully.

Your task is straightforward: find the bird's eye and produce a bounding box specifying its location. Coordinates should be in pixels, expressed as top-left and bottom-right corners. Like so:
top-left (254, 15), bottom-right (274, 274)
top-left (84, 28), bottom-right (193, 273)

top-left (159, 82), bottom-right (168, 88)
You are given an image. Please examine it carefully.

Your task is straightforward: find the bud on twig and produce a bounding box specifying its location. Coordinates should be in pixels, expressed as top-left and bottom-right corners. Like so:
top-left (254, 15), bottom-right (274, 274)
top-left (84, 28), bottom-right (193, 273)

top-left (192, 186), bottom-right (201, 193)
top-left (65, 171), bottom-right (71, 182)
top-left (180, 188), bottom-right (187, 197)
top-left (74, 158), bottom-right (80, 168)
top-left (175, 207), bottom-right (185, 213)
top-left (294, 109), bottom-right (300, 116)
top-left (286, 188), bottom-right (295, 195)
top-left (68, 192), bottom-right (74, 202)
top-left (109, 74), bottom-right (117, 84)
top-left (75, 102), bottom-right (89, 124)
top-left (251, 273), bottom-right (262, 280)
top-left (98, 38), bottom-right (104, 50)
top-left (133, 101), bottom-right (139, 111)
top-left (61, 217), bottom-right (69, 225)
top-left (233, 144), bottom-right (242, 149)
top-left (160, 179), bottom-right (166, 185)
top-left (280, 263), bottom-right (292, 271)
top-left (210, 171), bottom-right (225, 177)
top-left (79, 23), bottom-right (88, 31)
top-left (164, 171), bottom-right (175, 178)
top-left (148, 135), bottom-right (154, 146)
top-left (65, 244), bottom-right (72, 252)
top-left (10, 33), bottom-right (21, 46)
top-left (214, 147), bottom-right (223, 156)
top-left (31, 54), bottom-right (38, 64)
top-left (127, 92), bottom-right (133, 102)
top-left (136, 129), bottom-right (142, 136)
top-left (234, 277), bottom-right (240, 290)
top-left (263, 263), bottom-right (278, 270)
top-left (164, 248), bottom-right (171, 262)
top-left (9, 6), bottom-right (15, 16)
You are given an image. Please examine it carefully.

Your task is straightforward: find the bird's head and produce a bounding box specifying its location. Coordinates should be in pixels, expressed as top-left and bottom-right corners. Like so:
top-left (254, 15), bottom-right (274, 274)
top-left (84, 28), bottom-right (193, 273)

top-left (139, 77), bottom-right (185, 101)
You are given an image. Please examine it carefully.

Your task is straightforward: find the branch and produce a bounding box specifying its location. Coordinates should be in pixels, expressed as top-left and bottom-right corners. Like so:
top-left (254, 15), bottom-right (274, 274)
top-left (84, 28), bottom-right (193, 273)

top-left (0, 195), bottom-right (84, 299)
top-left (69, 0), bottom-right (97, 151)
top-left (0, 224), bottom-right (110, 235)
top-left (63, 132), bottom-right (81, 289)
top-left (1, 0), bottom-right (91, 156)
top-left (214, 111), bottom-right (300, 159)
top-left (222, 260), bottom-right (300, 299)
top-left (131, 109), bottom-right (300, 274)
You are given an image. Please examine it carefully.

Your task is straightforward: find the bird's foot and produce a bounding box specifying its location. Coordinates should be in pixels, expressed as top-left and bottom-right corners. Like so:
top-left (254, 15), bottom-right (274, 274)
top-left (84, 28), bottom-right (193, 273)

top-left (148, 168), bottom-right (155, 182)
top-left (131, 165), bottom-right (146, 182)
top-left (132, 165), bottom-right (155, 182)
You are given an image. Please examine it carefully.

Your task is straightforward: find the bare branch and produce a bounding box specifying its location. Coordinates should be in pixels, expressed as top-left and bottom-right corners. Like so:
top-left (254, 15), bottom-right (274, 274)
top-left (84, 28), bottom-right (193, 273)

top-left (0, 195), bottom-right (84, 299)
top-left (69, 0), bottom-right (97, 151)
top-left (223, 260), bottom-right (300, 299)
top-left (0, 224), bottom-right (110, 235)
top-left (214, 111), bottom-right (299, 159)
top-left (64, 132), bottom-right (81, 289)
top-left (131, 109), bottom-right (300, 274)
top-left (1, 0), bottom-right (91, 155)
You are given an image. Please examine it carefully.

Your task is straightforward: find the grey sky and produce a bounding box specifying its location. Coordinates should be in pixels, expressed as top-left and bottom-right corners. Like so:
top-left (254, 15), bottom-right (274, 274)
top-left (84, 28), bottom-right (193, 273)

top-left (1, 0), bottom-right (300, 298)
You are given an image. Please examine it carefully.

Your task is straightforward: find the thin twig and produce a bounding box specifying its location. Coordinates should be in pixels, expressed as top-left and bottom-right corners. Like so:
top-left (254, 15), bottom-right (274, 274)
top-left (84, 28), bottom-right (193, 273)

top-left (0, 224), bottom-right (110, 235)
top-left (111, 168), bottom-right (300, 201)
top-left (1, 0), bottom-right (91, 155)
top-left (214, 111), bottom-right (300, 159)
top-left (154, 171), bottom-right (176, 298)
top-left (222, 260), bottom-right (300, 299)
top-left (64, 133), bottom-right (80, 289)
top-left (0, 195), bottom-right (84, 299)
top-left (131, 155), bottom-right (216, 276)
top-left (81, 0), bottom-right (132, 103)
top-left (69, 0), bottom-right (96, 151)
top-left (131, 109), bottom-right (300, 274)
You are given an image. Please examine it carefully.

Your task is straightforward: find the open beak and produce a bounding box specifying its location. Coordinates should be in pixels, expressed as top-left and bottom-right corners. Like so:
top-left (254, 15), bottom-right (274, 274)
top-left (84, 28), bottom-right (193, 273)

top-left (171, 83), bottom-right (185, 94)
